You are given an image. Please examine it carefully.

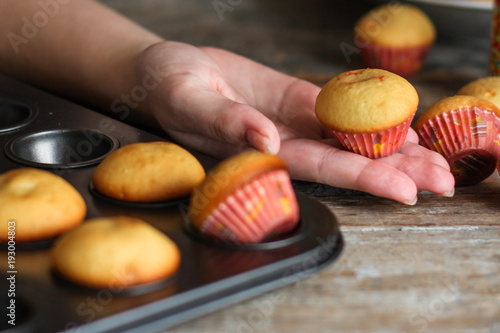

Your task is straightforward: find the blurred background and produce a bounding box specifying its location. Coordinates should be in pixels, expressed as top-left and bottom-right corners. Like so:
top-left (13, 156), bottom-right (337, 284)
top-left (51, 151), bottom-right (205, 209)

top-left (99, 0), bottom-right (493, 117)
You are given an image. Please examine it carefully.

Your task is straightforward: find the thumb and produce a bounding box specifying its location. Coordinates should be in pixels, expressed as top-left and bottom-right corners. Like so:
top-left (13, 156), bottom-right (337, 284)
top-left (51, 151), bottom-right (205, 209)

top-left (155, 79), bottom-right (281, 155)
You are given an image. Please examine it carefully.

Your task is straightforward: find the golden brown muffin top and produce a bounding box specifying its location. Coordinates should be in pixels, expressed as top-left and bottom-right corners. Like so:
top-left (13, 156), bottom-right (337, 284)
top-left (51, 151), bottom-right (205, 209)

top-left (51, 216), bottom-right (181, 289)
top-left (189, 151), bottom-right (288, 227)
top-left (92, 141), bottom-right (205, 202)
top-left (0, 168), bottom-right (86, 242)
top-left (457, 76), bottom-right (500, 110)
top-left (315, 68), bottom-right (419, 133)
top-left (355, 4), bottom-right (436, 47)
top-left (414, 95), bottom-right (500, 129)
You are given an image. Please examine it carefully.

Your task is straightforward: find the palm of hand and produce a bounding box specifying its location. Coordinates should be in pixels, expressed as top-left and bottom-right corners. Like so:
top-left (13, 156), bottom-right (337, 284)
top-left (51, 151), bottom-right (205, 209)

top-left (136, 41), bottom-right (454, 205)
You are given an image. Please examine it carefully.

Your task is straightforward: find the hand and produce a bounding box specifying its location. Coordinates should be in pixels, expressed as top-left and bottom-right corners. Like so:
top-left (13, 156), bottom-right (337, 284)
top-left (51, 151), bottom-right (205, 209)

top-left (135, 41), bottom-right (455, 205)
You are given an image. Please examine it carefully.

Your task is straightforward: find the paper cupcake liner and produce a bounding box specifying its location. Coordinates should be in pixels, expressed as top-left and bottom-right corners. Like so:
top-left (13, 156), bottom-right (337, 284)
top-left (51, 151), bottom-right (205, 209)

top-left (417, 107), bottom-right (500, 186)
top-left (199, 169), bottom-right (300, 244)
top-left (330, 113), bottom-right (415, 159)
top-left (359, 41), bottom-right (432, 77)
top-left (495, 114), bottom-right (500, 175)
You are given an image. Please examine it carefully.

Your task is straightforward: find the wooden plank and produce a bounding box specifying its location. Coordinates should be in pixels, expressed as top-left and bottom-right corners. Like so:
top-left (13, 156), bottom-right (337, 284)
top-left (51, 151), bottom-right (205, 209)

top-left (95, 1), bottom-right (500, 332)
top-left (293, 172), bottom-right (500, 228)
top-left (168, 227), bottom-right (500, 332)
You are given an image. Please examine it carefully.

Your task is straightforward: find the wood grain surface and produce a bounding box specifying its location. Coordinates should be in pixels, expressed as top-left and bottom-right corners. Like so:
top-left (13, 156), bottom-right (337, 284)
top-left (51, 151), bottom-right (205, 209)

top-left (99, 1), bottom-right (500, 332)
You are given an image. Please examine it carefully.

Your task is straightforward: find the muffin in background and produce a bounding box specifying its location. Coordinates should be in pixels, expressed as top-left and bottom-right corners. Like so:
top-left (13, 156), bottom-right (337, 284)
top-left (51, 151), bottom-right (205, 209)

top-left (354, 3), bottom-right (436, 77)
top-left (0, 168), bottom-right (86, 242)
top-left (457, 76), bottom-right (500, 109)
top-left (52, 216), bottom-right (181, 289)
top-left (189, 151), bottom-right (299, 244)
top-left (315, 68), bottom-right (418, 158)
top-left (414, 95), bottom-right (500, 186)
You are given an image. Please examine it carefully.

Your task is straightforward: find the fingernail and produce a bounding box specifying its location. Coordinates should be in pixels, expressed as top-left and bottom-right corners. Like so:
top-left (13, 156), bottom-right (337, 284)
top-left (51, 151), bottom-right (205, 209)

top-left (442, 188), bottom-right (455, 198)
top-left (403, 196), bottom-right (418, 206)
top-left (245, 129), bottom-right (271, 154)
top-left (263, 136), bottom-right (272, 154)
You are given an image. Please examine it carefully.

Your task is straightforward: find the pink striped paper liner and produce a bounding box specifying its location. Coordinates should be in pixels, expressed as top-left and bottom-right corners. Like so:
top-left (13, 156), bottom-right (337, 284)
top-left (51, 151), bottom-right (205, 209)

top-left (199, 169), bottom-right (300, 244)
top-left (359, 41), bottom-right (432, 77)
top-left (417, 107), bottom-right (500, 186)
top-left (330, 113), bottom-right (415, 159)
top-left (494, 112), bottom-right (500, 175)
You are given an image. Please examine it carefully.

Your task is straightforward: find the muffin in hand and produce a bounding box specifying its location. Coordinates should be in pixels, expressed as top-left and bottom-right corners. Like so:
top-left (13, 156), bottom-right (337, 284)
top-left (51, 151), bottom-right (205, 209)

top-left (315, 68), bottom-right (419, 158)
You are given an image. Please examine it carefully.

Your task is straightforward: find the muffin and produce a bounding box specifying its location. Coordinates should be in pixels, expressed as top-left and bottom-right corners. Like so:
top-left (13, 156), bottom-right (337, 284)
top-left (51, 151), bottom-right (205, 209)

top-left (315, 68), bottom-right (419, 158)
top-left (0, 168), bottom-right (86, 242)
top-left (51, 216), bottom-right (181, 289)
top-left (414, 95), bottom-right (500, 186)
top-left (457, 76), bottom-right (500, 109)
top-left (189, 151), bottom-right (300, 244)
top-left (354, 4), bottom-right (436, 77)
top-left (92, 141), bottom-right (205, 202)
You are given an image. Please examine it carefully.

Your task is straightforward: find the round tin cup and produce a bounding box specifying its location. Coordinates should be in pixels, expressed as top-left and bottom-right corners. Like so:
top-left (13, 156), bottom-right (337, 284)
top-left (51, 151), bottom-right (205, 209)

top-left (183, 219), bottom-right (307, 251)
top-left (0, 99), bottom-right (38, 134)
top-left (88, 180), bottom-right (190, 209)
top-left (0, 291), bottom-right (40, 333)
top-left (0, 237), bottom-right (56, 251)
top-left (5, 129), bottom-right (119, 169)
top-left (183, 191), bottom-right (344, 253)
top-left (51, 269), bottom-right (178, 297)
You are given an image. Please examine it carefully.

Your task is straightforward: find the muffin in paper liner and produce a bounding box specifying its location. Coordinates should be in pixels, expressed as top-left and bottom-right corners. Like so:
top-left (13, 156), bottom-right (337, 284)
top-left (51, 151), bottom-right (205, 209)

top-left (189, 151), bottom-right (300, 244)
top-left (354, 4), bottom-right (436, 77)
top-left (198, 169), bottom-right (299, 244)
top-left (494, 115), bottom-right (500, 176)
top-left (416, 106), bottom-right (500, 186)
top-left (315, 68), bottom-right (419, 160)
top-left (331, 112), bottom-right (415, 159)
top-left (359, 42), bottom-right (433, 77)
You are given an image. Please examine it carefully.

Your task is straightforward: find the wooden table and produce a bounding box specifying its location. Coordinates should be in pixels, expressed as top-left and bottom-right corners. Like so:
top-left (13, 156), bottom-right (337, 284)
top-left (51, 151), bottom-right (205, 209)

top-left (100, 1), bottom-right (500, 331)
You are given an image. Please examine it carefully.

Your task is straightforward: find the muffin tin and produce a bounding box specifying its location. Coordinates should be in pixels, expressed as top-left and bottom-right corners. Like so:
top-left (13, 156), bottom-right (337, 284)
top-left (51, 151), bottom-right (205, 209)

top-left (0, 74), bottom-right (343, 333)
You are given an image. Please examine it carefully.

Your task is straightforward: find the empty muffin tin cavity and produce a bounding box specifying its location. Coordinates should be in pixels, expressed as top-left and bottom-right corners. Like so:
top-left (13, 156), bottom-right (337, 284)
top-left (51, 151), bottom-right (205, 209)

top-left (0, 99), bottom-right (37, 134)
top-left (1, 292), bottom-right (39, 332)
top-left (5, 129), bottom-right (119, 169)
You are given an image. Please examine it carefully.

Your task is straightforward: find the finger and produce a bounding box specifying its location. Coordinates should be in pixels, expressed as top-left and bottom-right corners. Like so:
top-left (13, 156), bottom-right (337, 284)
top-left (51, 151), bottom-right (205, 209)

top-left (405, 128), bottom-right (419, 144)
top-left (279, 139), bottom-right (419, 205)
top-left (167, 131), bottom-right (257, 159)
top-left (380, 142), bottom-right (455, 196)
top-left (154, 75), bottom-right (280, 154)
top-left (397, 140), bottom-right (451, 171)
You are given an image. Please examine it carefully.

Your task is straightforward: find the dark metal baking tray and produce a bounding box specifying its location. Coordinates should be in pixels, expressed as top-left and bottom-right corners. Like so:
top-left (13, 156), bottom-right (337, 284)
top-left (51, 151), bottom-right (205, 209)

top-left (0, 74), bottom-right (343, 333)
